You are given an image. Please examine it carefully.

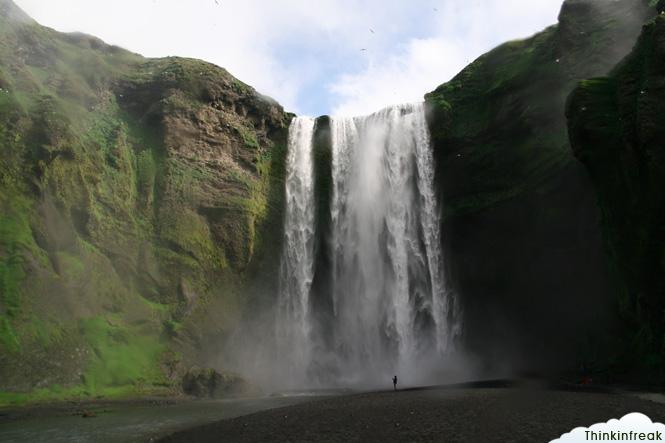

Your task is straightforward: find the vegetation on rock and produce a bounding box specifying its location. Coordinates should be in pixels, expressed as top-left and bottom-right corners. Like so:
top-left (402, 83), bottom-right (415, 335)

top-left (0, 0), bottom-right (290, 406)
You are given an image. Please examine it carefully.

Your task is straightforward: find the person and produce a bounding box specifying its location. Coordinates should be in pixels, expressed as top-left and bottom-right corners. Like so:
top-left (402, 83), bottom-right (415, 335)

top-left (393, 375), bottom-right (398, 391)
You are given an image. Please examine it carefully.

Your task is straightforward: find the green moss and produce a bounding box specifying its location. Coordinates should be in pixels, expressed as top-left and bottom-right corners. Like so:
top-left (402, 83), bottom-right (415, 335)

top-left (163, 319), bottom-right (183, 337)
top-left (0, 191), bottom-right (37, 353)
top-left (231, 78), bottom-right (249, 94)
top-left (238, 125), bottom-right (259, 150)
top-left (22, 315), bottom-right (66, 347)
top-left (140, 296), bottom-right (171, 315)
top-left (0, 317), bottom-right (20, 354)
top-left (0, 246), bottom-right (25, 317)
top-left (55, 251), bottom-right (85, 280)
top-left (0, 5), bottom-right (290, 400)
top-left (80, 316), bottom-right (166, 392)
top-left (160, 208), bottom-right (223, 267)
top-left (155, 246), bottom-right (201, 272)
top-left (136, 149), bottom-right (157, 205)
top-left (243, 134), bottom-right (289, 306)
top-left (0, 383), bottom-right (172, 408)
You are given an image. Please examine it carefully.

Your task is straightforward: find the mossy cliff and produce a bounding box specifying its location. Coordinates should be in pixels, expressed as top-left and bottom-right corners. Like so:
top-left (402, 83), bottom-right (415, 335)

top-left (0, 0), bottom-right (290, 405)
top-left (567, 12), bottom-right (665, 383)
top-left (425, 0), bottom-right (656, 375)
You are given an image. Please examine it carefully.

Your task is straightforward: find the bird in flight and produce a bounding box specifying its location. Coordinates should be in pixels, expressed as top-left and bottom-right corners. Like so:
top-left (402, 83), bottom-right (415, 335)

top-left (369, 28), bottom-right (375, 34)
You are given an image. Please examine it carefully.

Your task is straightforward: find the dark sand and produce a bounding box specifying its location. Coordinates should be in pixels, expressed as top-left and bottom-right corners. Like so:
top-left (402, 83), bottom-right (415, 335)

top-left (158, 383), bottom-right (665, 443)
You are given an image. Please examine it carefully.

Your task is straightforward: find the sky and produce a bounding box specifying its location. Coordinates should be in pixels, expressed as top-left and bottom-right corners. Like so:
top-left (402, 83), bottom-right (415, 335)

top-left (14, 0), bottom-right (564, 117)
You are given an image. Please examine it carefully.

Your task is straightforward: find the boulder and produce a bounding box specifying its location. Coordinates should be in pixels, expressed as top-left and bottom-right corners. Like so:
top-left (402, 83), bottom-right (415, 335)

top-left (181, 368), bottom-right (251, 398)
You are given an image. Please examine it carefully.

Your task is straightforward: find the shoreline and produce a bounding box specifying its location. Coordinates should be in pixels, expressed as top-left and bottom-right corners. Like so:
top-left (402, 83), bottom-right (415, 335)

top-left (2, 380), bottom-right (664, 442)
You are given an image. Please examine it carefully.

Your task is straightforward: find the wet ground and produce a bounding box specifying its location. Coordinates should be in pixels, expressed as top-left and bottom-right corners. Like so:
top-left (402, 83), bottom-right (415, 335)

top-left (0, 394), bottom-right (326, 443)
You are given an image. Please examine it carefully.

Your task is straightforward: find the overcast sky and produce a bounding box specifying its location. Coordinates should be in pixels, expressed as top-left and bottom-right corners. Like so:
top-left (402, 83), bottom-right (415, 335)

top-left (14, 0), bottom-right (564, 116)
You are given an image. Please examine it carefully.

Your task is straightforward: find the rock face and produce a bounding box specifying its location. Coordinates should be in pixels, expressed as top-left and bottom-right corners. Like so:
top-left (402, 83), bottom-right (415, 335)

top-left (182, 368), bottom-right (251, 398)
top-left (567, 14), bottom-right (665, 382)
top-left (0, 0), bottom-right (290, 401)
top-left (425, 0), bottom-right (655, 375)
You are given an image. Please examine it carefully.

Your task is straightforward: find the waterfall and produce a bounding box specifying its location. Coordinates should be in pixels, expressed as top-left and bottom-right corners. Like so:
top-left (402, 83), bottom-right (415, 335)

top-left (277, 116), bottom-right (317, 385)
top-left (277, 103), bottom-right (459, 388)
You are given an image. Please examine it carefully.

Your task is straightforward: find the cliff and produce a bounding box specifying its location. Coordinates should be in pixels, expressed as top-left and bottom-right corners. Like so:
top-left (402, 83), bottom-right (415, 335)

top-left (425, 0), bottom-right (656, 375)
top-left (0, 0), bottom-right (290, 404)
top-left (567, 11), bottom-right (665, 382)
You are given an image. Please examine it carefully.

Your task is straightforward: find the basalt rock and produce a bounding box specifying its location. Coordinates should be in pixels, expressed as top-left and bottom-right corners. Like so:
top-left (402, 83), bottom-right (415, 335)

top-left (182, 368), bottom-right (252, 398)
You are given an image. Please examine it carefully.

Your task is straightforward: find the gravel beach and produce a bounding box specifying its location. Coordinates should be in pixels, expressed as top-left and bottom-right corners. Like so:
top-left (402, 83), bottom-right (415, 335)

top-left (158, 384), bottom-right (665, 443)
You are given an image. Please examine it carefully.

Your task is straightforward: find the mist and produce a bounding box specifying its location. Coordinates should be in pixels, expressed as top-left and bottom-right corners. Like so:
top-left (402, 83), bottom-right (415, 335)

top-left (218, 104), bottom-right (479, 393)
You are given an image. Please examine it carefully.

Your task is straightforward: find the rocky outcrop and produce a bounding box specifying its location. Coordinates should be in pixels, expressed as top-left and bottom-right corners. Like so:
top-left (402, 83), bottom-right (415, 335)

top-left (425, 0), bottom-right (656, 376)
top-left (182, 368), bottom-right (252, 398)
top-left (567, 14), bottom-right (665, 382)
top-left (0, 0), bottom-right (290, 402)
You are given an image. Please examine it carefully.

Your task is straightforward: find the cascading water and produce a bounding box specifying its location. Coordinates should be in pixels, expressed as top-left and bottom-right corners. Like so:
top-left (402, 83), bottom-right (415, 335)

top-left (277, 103), bottom-right (460, 388)
top-left (277, 116), bottom-right (317, 385)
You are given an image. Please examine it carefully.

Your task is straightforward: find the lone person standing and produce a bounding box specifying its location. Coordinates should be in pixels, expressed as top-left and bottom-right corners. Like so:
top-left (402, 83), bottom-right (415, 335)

top-left (393, 375), bottom-right (398, 391)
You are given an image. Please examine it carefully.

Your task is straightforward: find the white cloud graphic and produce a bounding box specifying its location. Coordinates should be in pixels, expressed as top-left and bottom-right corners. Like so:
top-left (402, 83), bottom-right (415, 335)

top-left (551, 413), bottom-right (665, 442)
